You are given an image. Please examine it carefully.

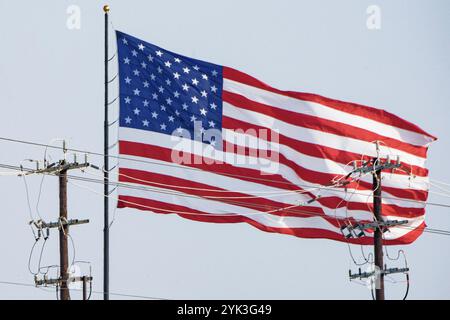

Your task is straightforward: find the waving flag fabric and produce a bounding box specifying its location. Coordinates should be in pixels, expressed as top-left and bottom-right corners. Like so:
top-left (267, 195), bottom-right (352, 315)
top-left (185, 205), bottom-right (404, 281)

top-left (115, 30), bottom-right (436, 245)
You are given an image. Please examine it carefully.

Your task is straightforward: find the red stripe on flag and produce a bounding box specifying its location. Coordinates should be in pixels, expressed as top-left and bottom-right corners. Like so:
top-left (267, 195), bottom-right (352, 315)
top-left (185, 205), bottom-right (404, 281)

top-left (118, 140), bottom-right (426, 218)
top-left (118, 167), bottom-right (367, 229)
top-left (117, 195), bottom-right (425, 245)
top-left (223, 66), bottom-right (436, 141)
top-left (223, 140), bottom-right (429, 202)
top-left (223, 90), bottom-right (428, 158)
top-left (222, 116), bottom-right (430, 177)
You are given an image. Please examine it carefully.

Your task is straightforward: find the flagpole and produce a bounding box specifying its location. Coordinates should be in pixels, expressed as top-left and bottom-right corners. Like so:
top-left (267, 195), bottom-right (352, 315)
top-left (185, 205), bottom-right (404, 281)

top-left (103, 4), bottom-right (110, 301)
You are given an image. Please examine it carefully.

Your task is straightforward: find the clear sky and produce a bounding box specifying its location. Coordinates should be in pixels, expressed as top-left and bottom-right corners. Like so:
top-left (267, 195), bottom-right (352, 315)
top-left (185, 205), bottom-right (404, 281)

top-left (0, 0), bottom-right (449, 299)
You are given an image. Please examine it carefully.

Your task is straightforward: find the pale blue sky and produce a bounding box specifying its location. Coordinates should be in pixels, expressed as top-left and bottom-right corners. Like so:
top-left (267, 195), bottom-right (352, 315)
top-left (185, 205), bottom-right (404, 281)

top-left (0, 0), bottom-right (449, 299)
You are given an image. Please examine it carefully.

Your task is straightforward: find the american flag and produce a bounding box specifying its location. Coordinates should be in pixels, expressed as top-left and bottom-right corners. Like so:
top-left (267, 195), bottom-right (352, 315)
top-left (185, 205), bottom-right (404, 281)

top-left (115, 30), bottom-right (436, 245)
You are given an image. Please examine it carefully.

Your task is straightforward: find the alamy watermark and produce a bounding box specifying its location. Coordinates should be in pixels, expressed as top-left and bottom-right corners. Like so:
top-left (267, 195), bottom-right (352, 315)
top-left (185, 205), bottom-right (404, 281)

top-left (66, 5), bottom-right (81, 30)
top-left (170, 121), bottom-right (280, 175)
top-left (366, 5), bottom-right (381, 30)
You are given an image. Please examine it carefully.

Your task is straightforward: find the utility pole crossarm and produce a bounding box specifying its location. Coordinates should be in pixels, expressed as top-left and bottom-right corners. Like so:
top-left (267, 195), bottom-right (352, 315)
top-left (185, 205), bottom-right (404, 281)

top-left (341, 219), bottom-right (409, 239)
top-left (349, 267), bottom-right (410, 280)
top-left (40, 219), bottom-right (90, 229)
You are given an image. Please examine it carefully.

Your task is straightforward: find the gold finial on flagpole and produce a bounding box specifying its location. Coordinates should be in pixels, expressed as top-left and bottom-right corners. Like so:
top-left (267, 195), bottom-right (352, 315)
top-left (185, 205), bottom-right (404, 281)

top-left (103, 5), bottom-right (110, 13)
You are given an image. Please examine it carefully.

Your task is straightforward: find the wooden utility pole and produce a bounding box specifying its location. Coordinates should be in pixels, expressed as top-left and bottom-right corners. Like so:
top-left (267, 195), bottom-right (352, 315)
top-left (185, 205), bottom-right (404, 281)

top-left (372, 162), bottom-right (385, 300)
top-left (59, 161), bottom-right (70, 300)
top-left (82, 276), bottom-right (88, 300)
top-left (29, 145), bottom-right (94, 300)
top-left (347, 152), bottom-right (409, 299)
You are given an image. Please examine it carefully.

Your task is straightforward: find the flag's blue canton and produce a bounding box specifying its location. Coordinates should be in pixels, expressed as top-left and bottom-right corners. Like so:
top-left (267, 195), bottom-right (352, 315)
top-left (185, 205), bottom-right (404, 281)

top-left (116, 31), bottom-right (223, 146)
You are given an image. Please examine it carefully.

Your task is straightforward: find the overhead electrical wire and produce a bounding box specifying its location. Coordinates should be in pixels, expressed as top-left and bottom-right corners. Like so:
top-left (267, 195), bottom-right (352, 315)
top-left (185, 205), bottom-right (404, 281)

top-left (429, 181), bottom-right (450, 195)
top-left (22, 175), bottom-right (35, 222)
top-left (430, 178), bottom-right (450, 188)
top-left (67, 178), bottom-right (320, 220)
top-left (2, 136), bottom-right (450, 209)
top-left (101, 169), bottom-right (325, 196)
top-left (1, 161), bottom-right (449, 237)
top-left (11, 168), bottom-right (450, 238)
top-left (65, 175), bottom-right (450, 237)
top-left (0, 279), bottom-right (167, 300)
top-left (87, 168), bottom-right (338, 201)
top-left (66, 171), bottom-right (450, 237)
top-left (340, 178), bottom-right (373, 266)
top-left (0, 145), bottom-right (450, 238)
top-left (2, 160), bottom-right (450, 212)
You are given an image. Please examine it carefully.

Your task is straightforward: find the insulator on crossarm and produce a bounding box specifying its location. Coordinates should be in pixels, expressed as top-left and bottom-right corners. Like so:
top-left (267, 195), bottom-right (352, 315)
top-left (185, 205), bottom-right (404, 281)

top-left (354, 224), bottom-right (365, 238)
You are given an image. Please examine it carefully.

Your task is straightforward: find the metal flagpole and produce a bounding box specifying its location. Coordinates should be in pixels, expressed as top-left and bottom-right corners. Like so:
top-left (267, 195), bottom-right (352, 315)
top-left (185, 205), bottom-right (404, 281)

top-left (103, 4), bottom-right (110, 301)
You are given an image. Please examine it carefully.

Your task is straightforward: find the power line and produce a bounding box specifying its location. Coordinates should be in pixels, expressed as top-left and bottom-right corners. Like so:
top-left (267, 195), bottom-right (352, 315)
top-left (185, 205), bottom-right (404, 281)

top-left (0, 279), bottom-right (167, 300)
top-left (66, 174), bottom-right (450, 238)
top-left (2, 136), bottom-right (450, 209)
top-left (6, 162), bottom-right (450, 238)
top-left (2, 158), bottom-right (450, 211)
top-left (32, 173), bottom-right (450, 235)
top-left (2, 162), bottom-right (450, 237)
top-left (430, 178), bottom-right (450, 188)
